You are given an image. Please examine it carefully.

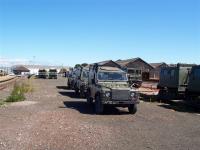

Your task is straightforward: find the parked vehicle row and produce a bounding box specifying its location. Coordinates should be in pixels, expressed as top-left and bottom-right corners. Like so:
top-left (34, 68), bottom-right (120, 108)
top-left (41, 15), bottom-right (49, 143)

top-left (67, 64), bottom-right (140, 114)
top-left (38, 69), bottom-right (58, 79)
top-left (157, 64), bottom-right (200, 100)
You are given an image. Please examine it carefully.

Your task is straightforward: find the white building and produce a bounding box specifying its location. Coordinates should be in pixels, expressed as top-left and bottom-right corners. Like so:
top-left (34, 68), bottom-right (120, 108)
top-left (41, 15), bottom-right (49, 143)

top-left (23, 65), bottom-right (69, 75)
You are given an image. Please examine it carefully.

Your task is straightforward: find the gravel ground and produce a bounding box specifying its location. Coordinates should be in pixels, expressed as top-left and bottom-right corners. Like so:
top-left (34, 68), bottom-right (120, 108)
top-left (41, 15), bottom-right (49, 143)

top-left (0, 77), bottom-right (200, 150)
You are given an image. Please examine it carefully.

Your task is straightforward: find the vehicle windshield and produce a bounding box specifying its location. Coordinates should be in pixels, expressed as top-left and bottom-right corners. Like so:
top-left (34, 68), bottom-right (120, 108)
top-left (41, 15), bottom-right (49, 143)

top-left (49, 69), bottom-right (57, 72)
top-left (98, 72), bottom-right (128, 81)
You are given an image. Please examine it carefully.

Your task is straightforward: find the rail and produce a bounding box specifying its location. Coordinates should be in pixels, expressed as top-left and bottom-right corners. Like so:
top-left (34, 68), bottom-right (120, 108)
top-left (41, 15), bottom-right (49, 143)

top-left (0, 76), bottom-right (18, 90)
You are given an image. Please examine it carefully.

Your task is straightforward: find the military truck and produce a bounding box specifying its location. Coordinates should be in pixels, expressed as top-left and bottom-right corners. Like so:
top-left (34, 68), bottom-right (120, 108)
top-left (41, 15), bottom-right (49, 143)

top-left (185, 65), bottom-right (200, 99)
top-left (125, 68), bottom-right (142, 87)
top-left (49, 69), bottom-right (57, 79)
top-left (38, 69), bottom-right (48, 79)
top-left (157, 64), bottom-right (193, 99)
top-left (87, 64), bottom-right (139, 114)
top-left (74, 67), bottom-right (89, 97)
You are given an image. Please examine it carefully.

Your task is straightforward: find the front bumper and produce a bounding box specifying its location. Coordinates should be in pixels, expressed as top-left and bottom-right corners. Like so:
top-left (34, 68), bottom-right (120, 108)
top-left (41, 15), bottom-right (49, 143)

top-left (102, 100), bottom-right (139, 105)
top-left (81, 85), bottom-right (88, 93)
top-left (101, 95), bottom-right (139, 105)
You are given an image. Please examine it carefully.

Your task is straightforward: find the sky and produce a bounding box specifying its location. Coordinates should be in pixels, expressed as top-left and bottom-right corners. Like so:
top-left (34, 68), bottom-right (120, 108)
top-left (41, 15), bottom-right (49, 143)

top-left (0, 0), bottom-right (199, 66)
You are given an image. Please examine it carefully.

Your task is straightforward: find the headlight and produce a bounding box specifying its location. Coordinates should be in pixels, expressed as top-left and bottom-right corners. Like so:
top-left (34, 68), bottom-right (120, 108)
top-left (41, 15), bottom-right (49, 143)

top-left (105, 92), bottom-right (111, 97)
top-left (130, 92), bottom-right (135, 98)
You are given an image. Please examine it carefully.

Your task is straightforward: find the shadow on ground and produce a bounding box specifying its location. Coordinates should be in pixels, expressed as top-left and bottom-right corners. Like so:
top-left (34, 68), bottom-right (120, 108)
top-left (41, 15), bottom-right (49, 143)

top-left (59, 90), bottom-right (79, 98)
top-left (59, 90), bottom-right (133, 115)
top-left (61, 100), bottom-right (130, 115)
top-left (141, 93), bottom-right (200, 113)
top-left (56, 86), bottom-right (68, 90)
top-left (158, 100), bottom-right (200, 113)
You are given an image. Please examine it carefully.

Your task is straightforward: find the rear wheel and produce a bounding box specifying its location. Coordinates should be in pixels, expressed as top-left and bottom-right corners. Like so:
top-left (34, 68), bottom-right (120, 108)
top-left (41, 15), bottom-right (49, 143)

top-left (67, 79), bottom-right (71, 89)
top-left (128, 104), bottom-right (137, 114)
top-left (158, 89), bottom-right (168, 101)
top-left (95, 95), bottom-right (104, 114)
top-left (80, 87), bottom-right (86, 98)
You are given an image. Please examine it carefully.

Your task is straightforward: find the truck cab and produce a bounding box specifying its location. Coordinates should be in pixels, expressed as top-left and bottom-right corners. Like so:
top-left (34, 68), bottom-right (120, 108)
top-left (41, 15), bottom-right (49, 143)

top-left (126, 68), bottom-right (142, 87)
top-left (49, 69), bottom-right (57, 79)
top-left (38, 69), bottom-right (48, 79)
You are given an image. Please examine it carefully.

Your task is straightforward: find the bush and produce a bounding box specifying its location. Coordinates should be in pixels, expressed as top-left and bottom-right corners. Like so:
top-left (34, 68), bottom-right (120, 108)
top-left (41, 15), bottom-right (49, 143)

top-left (6, 83), bottom-right (25, 102)
top-left (3, 80), bottom-right (33, 103)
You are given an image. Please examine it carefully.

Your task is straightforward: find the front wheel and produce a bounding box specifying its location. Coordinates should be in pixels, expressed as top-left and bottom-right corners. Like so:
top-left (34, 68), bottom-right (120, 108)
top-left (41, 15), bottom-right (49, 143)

top-left (86, 90), bottom-right (93, 104)
top-left (95, 95), bottom-right (104, 114)
top-left (128, 104), bottom-right (137, 114)
top-left (80, 87), bottom-right (86, 98)
top-left (75, 88), bottom-right (79, 96)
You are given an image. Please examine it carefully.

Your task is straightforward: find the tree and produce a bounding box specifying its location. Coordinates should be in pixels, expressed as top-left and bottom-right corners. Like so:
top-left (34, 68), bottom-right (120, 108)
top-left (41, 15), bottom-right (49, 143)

top-left (81, 63), bottom-right (88, 67)
top-left (74, 64), bottom-right (81, 68)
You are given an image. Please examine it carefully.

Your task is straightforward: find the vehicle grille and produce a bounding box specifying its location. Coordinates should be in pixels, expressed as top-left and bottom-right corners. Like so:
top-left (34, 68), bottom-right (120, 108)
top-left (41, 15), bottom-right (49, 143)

top-left (112, 89), bottom-right (130, 100)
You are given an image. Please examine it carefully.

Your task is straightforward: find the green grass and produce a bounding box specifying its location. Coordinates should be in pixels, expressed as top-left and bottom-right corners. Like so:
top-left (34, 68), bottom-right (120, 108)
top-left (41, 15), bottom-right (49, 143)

top-left (5, 84), bottom-right (25, 102)
top-left (4, 81), bottom-right (34, 103)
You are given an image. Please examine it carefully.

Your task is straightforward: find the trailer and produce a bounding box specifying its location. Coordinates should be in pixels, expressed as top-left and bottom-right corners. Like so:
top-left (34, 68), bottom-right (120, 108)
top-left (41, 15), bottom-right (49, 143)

top-left (185, 65), bottom-right (200, 100)
top-left (157, 64), bottom-right (193, 100)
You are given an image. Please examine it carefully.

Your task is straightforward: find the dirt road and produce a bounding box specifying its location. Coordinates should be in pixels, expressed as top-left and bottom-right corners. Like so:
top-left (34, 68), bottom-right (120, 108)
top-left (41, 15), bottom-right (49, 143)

top-left (0, 78), bottom-right (200, 150)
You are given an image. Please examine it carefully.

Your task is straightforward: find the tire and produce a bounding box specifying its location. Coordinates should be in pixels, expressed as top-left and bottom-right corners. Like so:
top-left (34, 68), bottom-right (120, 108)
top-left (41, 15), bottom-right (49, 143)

top-left (86, 90), bottom-right (93, 104)
top-left (128, 104), bottom-right (137, 114)
top-left (185, 90), bottom-right (192, 101)
top-left (67, 81), bottom-right (71, 89)
top-left (75, 88), bottom-right (79, 96)
top-left (95, 95), bottom-right (104, 114)
top-left (158, 89), bottom-right (167, 100)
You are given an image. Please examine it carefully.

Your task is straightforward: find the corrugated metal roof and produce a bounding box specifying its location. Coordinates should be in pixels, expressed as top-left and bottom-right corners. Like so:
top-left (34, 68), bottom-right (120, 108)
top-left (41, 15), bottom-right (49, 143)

top-left (150, 62), bottom-right (167, 68)
top-left (116, 58), bottom-right (139, 66)
top-left (91, 60), bottom-right (121, 68)
top-left (116, 57), bottom-right (154, 69)
top-left (13, 66), bottom-right (30, 72)
top-left (99, 66), bottom-right (123, 71)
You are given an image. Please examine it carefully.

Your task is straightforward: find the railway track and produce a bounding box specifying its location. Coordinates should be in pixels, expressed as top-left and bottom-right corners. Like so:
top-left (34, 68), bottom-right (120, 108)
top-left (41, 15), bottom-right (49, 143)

top-left (0, 77), bottom-right (18, 90)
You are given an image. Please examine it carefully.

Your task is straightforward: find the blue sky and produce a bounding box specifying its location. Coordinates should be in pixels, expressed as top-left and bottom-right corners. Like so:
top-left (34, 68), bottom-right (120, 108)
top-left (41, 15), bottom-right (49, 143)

top-left (0, 0), bottom-right (199, 66)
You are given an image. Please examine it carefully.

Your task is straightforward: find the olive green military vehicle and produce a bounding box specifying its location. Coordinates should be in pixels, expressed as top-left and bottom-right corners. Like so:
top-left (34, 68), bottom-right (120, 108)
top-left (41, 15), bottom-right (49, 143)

top-left (186, 65), bottom-right (200, 99)
top-left (38, 69), bottom-right (48, 79)
top-left (67, 70), bottom-right (76, 89)
top-left (87, 64), bottom-right (139, 114)
top-left (126, 68), bottom-right (142, 87)
top-left (157, 64), bottom-right (193, 99)
top-left (49, 69), bottom-right (57, 79)
top-left (74, 67), bottom-right (89, 97)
